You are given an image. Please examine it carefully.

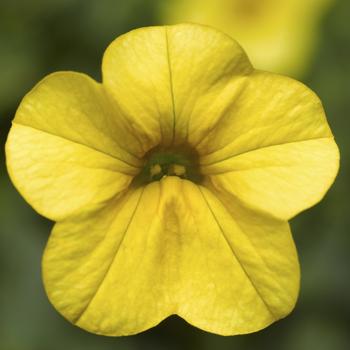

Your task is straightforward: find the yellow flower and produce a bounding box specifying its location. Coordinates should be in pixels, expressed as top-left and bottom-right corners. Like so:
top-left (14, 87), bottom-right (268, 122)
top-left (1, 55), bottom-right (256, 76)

top-left (159, 0), bottom-right (334, 77)
top-left (6, 24), bottom-right (339, 336)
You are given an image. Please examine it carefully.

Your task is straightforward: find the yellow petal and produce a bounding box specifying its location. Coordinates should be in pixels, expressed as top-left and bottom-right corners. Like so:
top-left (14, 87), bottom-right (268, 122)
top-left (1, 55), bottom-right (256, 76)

top-left (102, 24), bottom-right (253, 147)
top-left (43, 177), bottom-right (299, 336)
top-left (163, 24), bottom-right (253, 145)
top-left (200, 71), bottom-right (339, 220)
top-left (102, 26), bottom-right (175, 149)
top-left (205, 139), bottom-right (339, 220)
top-left (6, 72), bottom-right (140, 220)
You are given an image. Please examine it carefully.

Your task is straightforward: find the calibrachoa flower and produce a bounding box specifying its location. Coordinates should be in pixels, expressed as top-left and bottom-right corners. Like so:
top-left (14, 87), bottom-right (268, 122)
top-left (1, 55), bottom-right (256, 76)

top-left (6, 24), bottom-right (339, 336)
top-left (160, 0), bottom-right (335, 77)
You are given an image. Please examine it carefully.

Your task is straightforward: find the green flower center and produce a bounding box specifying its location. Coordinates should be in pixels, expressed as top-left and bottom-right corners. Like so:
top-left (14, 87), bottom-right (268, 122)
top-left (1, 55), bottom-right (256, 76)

top-left (132, 145), bottom-right (203, 187)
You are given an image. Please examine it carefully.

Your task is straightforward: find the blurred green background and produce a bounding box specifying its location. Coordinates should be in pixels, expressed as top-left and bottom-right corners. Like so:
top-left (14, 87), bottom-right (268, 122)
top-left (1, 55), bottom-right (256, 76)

top-left (0, 1), bottom-right (349, 349)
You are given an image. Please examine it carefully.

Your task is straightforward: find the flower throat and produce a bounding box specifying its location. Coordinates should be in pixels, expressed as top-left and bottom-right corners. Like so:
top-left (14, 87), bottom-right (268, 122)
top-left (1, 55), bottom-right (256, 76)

top-left (131, 145), bottom-right (203, 187)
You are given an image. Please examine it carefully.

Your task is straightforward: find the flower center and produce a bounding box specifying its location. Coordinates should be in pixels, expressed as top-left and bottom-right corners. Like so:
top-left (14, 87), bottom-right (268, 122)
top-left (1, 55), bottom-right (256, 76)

top-left (132, 145), bottom-right (203, 187)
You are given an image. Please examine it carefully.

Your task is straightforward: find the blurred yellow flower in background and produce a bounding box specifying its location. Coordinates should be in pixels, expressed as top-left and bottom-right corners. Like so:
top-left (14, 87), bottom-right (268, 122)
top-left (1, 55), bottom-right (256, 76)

top-left (6, 24), bottom-right (338, 336)
top-left (160, 0), bottom-right (335, 77)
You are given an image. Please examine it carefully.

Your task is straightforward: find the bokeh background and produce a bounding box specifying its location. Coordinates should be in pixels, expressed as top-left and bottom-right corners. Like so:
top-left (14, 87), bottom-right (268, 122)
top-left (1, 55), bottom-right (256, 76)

top-left (0, 0), bottom-right (349, 349)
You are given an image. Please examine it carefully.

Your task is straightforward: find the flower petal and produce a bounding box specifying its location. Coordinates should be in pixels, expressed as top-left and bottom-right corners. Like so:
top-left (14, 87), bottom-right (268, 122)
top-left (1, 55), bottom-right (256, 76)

top-left (6, 72), bottom-right (140, 220)
top-left (102, 26), bottom-right (175, 148)
top-left (161, 24), bottom-right (253, 145)
top-left (43, 177), bottom-right (299, 336)
top-left (102, 24), bottom-right (253, 147)
top-left (179, 183), bottom-right (299, 335)
top-left (200, 71), bottom-right (339, 220)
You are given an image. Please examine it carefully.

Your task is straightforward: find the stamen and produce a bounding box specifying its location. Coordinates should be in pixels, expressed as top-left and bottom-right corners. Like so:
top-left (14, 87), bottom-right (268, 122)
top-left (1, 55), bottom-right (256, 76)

top-left (168, 164), bottom-right (186, 177)
top-left (150, 164), bottom-right (162, 178)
